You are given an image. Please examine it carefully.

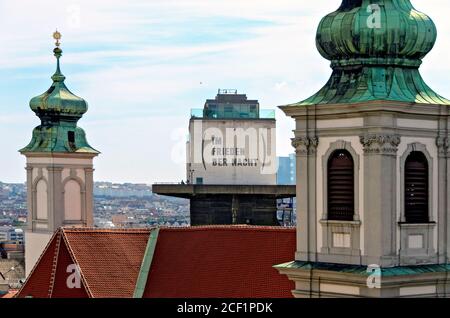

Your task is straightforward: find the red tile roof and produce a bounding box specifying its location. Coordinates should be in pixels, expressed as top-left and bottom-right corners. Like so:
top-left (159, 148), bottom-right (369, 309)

top-left (16, 226), bottom-right (295, 298)
top-left (144, 226), bottom-right (295, 298)
top-left (63, 228), bottom-right (150, 298)
top-left (17, 231), bottom-right (60, 298)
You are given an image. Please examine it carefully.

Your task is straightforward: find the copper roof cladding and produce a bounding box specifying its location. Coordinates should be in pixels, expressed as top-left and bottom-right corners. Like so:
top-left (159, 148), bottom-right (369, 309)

top-left (281, 0), bottom-right (450, 107)
top-left (16, 226), bottom-right (296, 298)
top-left (20, 35), bottom-right (99, 154)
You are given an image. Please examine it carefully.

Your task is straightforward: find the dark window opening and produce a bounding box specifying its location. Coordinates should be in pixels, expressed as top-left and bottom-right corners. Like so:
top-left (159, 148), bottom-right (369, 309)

top-left (68, 131), bottom-right (76, 148)
top-left (405, 152), bottom-right (429, 223)
top-left (327, 149), bottom-right (354, 221)
top-left (68, 131), bottom-right (75, 143)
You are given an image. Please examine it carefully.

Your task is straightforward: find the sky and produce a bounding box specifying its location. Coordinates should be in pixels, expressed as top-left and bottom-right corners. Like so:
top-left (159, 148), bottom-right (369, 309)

top-left (1, 0), bottom-right (450, 184)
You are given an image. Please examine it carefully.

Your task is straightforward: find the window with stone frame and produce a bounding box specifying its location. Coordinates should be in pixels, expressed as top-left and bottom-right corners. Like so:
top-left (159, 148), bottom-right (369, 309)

top-left (327, 149), bottom-right (354, 221)
top-left (404, 151), bottom-right (429, 223)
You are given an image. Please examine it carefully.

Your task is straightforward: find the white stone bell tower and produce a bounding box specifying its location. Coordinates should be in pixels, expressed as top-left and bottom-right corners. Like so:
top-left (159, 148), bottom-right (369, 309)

top-left (275, 1), bottom-right (450, 297)
top-left (20, 31), bottom-right (99, 275)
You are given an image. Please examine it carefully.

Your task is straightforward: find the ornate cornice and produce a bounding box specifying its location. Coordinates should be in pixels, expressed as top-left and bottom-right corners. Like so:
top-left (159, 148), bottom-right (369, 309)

top-left (359, 134), bottom-right (401, 154)
top-left (291, 136), bottom-right (319, 155)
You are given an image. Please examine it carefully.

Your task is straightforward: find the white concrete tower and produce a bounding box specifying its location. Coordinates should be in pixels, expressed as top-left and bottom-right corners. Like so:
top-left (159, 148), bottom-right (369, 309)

top-left (20, 31), bottom-right (99, 276)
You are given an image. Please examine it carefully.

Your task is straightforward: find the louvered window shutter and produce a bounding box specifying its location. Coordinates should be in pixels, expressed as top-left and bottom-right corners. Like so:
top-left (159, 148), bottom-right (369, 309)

top-left (405, 152), bottom-right (429, 223)
top-left (327, 150), bottom-right (354, 221)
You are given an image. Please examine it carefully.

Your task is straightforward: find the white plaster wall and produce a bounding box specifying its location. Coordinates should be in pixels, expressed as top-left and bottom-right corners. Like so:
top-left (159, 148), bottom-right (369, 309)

top-left (316, 136), bottom-right (365, 254)
top-left (399, 285), bottom-right (437, 296)
top-left (34, 223), bottom-right (48, 230)
top-left (61, 168), bottom-right (70, 181)
top-left (317, 118), bottom-right (364, 129)
top-left (320, 283), bottom-right (360, 296)
top-left (32, 167), bottom-right (38, 181)
top-left (36, 179), bottom-right (48, 220)
top-left (188, 119), bottom-right (277, 185)
top-left (25, 231), bottom-right (53, 277)
top-left (76, 169), bottom-right (85, 183)
top-left (27, 157), bottom-right (93, 165)
top-left (42, 168), bottom-right (48, 181)
top-left (397, 119), bottom-right (438, 130)
top-left (64, 180), bottom-right (82, 221)
top-left (396, 137), bottom-right (438, 253)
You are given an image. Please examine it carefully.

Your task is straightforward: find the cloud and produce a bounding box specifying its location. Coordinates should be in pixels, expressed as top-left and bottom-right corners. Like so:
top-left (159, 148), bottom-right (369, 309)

top-left (2, 0), bottom-right (450, 183)
top-left (274, 82), bottom-right (288, 91)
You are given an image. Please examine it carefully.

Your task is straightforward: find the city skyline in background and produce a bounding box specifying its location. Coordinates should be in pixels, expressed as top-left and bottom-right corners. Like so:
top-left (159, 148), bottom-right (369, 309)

top-left (1, 0), bottom-right (450, 184)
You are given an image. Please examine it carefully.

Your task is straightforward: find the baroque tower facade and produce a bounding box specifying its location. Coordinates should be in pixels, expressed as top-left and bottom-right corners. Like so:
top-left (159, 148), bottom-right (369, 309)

top-left (276, 0), bottom-right (450, 297)
top-left (20, 33), bottom-right (99, 275)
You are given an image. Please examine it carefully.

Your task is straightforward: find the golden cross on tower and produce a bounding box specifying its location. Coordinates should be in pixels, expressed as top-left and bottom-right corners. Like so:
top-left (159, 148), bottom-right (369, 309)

top-left (53, 30), bottom-right (61, 47)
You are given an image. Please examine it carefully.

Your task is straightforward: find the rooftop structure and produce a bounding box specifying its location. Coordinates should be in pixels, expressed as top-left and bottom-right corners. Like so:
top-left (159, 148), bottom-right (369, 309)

top-left (193, 89), bottom-right (262, 119)
top-left (153, 184), bottom-right (295, 225)
top-left (156, 89), bottom-right (287, 226)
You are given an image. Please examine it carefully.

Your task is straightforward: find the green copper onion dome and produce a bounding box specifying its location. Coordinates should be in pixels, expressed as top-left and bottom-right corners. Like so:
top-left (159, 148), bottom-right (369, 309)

top-left (20, 32), bottom-right (99, 154)
top-left (288, 0), bottom-right (450, 106)
top-left (316, 0), bottom-right (437, 68)
top-left (29, 46), bottom-right (88, 118)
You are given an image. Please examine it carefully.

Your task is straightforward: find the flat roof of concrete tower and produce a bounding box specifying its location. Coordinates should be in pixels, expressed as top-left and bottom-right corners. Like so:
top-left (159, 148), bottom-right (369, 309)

top-left (205, 93), bottom-right (258, 104)
top-left (152, 184), bottom-right (296, 199)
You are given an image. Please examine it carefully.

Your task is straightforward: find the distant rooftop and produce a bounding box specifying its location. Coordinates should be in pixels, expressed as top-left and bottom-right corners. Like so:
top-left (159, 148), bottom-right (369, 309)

top-left (191, 89), bottom-right (274, 119)
top-left (191, 108), bottom-right (275, 119)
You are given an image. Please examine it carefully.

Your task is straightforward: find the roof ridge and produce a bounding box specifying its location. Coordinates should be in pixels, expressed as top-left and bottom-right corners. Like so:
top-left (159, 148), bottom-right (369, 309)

top-left (159, 225), bottom-right (296, 232)
top-left (47, 230), bottom-right (63, 297)
top-left (133, 228), bottom-right (159, 298)
top-left (61, 227), bottom-right (152, 233)
top-left (60, 225), bottom-right (294, 233)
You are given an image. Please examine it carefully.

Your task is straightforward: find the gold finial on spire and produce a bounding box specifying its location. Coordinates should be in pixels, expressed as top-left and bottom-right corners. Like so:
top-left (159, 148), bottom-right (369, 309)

top-left (51, 29), bottom-right (64, 81)
top-left (53, 30), bottom-right (61, 47)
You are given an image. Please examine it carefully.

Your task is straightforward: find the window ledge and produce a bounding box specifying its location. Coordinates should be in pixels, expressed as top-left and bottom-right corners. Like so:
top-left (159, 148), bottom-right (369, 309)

top-left (320, 219), bottom-right (361, 226)
top-left (398, 222), bottom-right (436, 227)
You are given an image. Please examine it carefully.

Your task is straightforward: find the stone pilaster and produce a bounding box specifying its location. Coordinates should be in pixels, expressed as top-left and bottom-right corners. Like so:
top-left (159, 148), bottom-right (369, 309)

top-left (84, 167), bottom-right (95, 227)
top-left (25, 166), bottom-right (33, 229)
top-left (436, 136), bottom-right (449, 157)
top-left (360, 134), bottom-right (400, 266)
top-left (47, 166), bottom-right (63, 232)
top-left (437, 136), bottom-right (450, 263)
top-left (292, 136), bottom-right (319, 261)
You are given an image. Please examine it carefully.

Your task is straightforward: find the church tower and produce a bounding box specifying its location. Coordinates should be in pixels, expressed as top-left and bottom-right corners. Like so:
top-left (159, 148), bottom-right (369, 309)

top-left (20, 32), bottom-right (99, 276)
top-left (276, 1), bottom-right (450, 297)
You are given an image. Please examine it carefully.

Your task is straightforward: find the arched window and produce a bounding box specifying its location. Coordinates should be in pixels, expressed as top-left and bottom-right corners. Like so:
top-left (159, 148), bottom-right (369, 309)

top-left (405, 152), bottom-right (429, 223)
top-left (327, 149), bottom-right (354, 221)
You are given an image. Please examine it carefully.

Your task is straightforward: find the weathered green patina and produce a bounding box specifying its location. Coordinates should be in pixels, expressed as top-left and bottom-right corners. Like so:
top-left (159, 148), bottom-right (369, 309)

top-left (133, 228), bottom-right (160, 298)
top-left (274, 261), bottom-right (450, 277)
top-left (20, 45), bottom-right (98, 154)
top-left (287, 0), bottom-right (450, 106)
